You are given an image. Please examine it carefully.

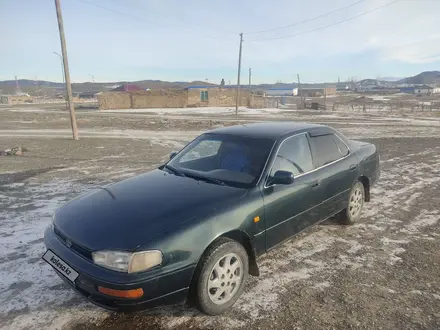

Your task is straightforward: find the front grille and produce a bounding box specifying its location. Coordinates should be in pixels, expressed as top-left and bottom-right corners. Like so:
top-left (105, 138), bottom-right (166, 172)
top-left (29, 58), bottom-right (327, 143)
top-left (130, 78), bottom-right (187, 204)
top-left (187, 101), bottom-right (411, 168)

top-left (54, 226), bottom-right (92, 260)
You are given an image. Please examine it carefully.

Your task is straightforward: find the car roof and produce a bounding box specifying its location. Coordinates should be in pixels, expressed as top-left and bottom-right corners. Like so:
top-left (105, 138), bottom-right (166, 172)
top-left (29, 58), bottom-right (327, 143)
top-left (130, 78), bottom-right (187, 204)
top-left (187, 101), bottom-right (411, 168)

top-left (206, 122), bottom-right (326, 140)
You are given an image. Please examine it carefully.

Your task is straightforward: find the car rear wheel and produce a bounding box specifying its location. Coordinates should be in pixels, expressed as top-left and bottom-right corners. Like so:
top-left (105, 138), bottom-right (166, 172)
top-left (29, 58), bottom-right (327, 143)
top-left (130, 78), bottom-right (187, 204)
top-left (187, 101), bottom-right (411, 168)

top-left (195, 238), bottom-right (248, 315)
top-left (340, 180), bottom-right (365, 225)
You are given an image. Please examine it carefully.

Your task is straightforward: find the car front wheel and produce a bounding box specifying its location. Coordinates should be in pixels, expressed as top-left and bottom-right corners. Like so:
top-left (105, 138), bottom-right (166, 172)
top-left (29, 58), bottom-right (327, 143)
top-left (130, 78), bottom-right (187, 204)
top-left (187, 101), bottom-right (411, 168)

top-left (195, 238), bottom-right (248, 315)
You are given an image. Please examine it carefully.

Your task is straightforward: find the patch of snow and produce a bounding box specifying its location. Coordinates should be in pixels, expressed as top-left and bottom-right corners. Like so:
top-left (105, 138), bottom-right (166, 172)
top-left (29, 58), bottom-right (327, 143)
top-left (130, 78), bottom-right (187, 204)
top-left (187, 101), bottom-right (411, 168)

top-left (410, 290), bottom-right (423, 295)
top-left (381, 238), bottom-right (410, 245)
top-left (0, 181), bottom-right (102, 328)
top-left (236, 232), bottom-right (334, 318)
top-left (402, 192), bottom-right (422, 211)
top-left (386, 247), bottom-right (406, 265)
top-left (335, 254), bottom-right (364, 269)
top-left (401, 211), bottom-right (440, 233)
top-left (0, 129), bottom-right (201, 143)
top-left (7, 109), bottom-right (47, 113)
top-left (101, 106), bottom-right (283, 116)
top-left (313, 281), bottom-right (331, 291)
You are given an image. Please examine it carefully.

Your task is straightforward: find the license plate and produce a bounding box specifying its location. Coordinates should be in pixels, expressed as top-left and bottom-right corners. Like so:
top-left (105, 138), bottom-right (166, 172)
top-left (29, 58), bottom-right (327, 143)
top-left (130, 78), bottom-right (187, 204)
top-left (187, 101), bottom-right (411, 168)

top-left (43, 250), bottom-right (79, 283)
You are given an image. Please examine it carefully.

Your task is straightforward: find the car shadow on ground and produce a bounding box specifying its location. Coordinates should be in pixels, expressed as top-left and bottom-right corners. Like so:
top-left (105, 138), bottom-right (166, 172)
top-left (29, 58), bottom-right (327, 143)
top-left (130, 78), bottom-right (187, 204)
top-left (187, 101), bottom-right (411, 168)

top-left (71, 218), bottom-right (346, 330)
top-left (320, 215), bottom-right (341, 226)
top-left (73, 303), bottom-right (205, 330)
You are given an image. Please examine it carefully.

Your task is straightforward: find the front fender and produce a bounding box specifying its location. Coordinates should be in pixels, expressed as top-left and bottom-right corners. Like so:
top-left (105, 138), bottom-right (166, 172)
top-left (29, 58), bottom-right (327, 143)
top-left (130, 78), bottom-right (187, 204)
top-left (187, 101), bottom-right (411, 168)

top-left (139, 189), bottom-right (265, 284)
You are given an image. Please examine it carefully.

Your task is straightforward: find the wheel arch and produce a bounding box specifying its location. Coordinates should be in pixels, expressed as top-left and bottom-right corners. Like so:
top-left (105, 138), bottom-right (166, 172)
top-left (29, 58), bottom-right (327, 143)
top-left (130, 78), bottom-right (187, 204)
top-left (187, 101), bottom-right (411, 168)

top-left (219, 230), bottom-right (259, 276)
top-left (187, 230), bottom-right (259, 304)
top-left (358, 175), bottom-right (370, 202)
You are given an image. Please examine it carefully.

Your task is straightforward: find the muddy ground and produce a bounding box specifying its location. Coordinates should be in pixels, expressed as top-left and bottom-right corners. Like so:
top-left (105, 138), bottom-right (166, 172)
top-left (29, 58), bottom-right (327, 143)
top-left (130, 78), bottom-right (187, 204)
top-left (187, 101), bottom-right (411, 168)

top-left (1, 106), bottom-right (440, 330)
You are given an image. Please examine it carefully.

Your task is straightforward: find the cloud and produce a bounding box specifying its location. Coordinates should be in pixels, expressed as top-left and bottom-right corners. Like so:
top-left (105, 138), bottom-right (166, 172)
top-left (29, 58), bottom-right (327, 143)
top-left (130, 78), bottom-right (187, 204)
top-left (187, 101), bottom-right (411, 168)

top-left (241, 0), bottom-right (440, 65)
top-left (2, 0), bottom-right (440, 82)
top-left (380, 36), bottom-right (440, 64)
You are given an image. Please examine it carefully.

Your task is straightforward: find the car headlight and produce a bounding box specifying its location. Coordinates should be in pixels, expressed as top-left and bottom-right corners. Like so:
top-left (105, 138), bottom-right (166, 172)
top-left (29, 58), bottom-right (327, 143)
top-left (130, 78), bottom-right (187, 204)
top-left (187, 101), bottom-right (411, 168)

top-left (92, 250), bottom-right (162, 273)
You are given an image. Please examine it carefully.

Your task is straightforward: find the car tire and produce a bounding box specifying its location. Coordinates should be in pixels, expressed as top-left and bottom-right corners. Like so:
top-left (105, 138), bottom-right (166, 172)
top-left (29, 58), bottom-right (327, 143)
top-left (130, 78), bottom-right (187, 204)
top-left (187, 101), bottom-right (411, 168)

top-left (340, 180), bottom-right (365, 225)
top-left (194, 238), bottom-right (249, 315)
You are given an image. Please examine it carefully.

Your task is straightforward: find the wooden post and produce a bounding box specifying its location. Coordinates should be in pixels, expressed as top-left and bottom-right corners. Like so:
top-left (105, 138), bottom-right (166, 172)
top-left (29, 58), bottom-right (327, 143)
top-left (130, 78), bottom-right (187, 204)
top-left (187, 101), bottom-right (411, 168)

top-left (54, 0), bottom-right (78, 140)
top-left (235, 33), bottom-right (243, 115)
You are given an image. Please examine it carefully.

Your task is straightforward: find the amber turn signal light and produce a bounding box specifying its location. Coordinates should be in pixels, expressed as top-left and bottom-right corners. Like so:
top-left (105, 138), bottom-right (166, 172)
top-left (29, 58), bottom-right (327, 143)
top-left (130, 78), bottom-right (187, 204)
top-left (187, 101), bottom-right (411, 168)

top-left (98, 286), bottom-right (144, 299)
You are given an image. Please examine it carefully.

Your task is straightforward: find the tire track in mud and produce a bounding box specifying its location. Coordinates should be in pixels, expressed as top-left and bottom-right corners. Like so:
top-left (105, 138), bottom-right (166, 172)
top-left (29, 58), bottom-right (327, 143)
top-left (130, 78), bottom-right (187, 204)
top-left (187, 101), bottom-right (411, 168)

top-left (3, 141), bottom-right (440, 330)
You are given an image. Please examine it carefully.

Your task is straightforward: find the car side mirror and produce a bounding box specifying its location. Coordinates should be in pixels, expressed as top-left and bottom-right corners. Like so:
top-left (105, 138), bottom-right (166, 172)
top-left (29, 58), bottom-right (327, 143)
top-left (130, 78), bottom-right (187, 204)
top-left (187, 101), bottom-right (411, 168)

top-left (270, 170), bottom-right (294, 185)
top-left (169, 152), bottom-right (177, 160)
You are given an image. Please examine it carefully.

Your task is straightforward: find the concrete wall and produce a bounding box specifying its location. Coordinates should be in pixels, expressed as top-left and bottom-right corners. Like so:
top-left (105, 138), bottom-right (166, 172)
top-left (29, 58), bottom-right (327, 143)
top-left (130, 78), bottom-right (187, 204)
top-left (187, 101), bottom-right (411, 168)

top-left (0, 96), bottom-right (10, 104)
top-left (97, 92), bottom-right (131, 109)
top-left (131, 90), bottom-right (187, 108)
top-left (97, 88), bottom-right (255, 110)
top-left (249, 95), bottom-right (265, 108)
top-left (97, 90), bottom-right (187, 110)
top-left (0, 95), bottom-right (33, 104)
top-left (187, 88), bottom-right (250, 107)
top-left (265, 89), bottom-right (294, 96)
top-left (301, 87), bottom-right (337, 97)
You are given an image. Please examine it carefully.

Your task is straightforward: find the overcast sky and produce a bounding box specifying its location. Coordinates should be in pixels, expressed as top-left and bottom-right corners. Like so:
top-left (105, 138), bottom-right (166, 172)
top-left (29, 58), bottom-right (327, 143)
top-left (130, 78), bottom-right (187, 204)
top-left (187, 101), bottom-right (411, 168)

top-left (1, 0), bottom-right (440, 83)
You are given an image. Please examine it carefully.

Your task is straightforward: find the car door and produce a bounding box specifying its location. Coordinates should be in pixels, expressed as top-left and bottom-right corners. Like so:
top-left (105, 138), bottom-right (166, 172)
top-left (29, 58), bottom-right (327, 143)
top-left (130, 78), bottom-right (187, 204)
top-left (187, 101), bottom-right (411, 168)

top-left (309, 132), bottom-right (359, 219)
top-left (262, 133), bottom-right (321, 250)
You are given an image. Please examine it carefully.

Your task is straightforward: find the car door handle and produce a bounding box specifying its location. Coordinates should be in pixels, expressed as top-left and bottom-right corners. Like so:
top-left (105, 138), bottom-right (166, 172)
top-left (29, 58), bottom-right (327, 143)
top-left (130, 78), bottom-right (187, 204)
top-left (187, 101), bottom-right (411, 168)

top-left (311, 180), bottom-right (320, 188)
top-left (349, 164), bottom-right (358, 171)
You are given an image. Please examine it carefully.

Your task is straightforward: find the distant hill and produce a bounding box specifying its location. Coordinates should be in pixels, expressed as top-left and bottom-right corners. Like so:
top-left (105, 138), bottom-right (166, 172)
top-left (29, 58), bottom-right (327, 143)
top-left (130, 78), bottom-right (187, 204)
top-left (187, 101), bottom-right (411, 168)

top-left (0, 79), bottom-right (303, 96)
top-left (1, 70), bottom-right (438, 96)
top-left (132, 80), bottom-right (216, 90)
top-left (358, 79), bottom-right (394, 88)
top-left (380, 77), bottom-right (403, 82)
top-left (0, 79), bottom-right (217, 96)
top-left (397, 71), bottom-right (440, 85)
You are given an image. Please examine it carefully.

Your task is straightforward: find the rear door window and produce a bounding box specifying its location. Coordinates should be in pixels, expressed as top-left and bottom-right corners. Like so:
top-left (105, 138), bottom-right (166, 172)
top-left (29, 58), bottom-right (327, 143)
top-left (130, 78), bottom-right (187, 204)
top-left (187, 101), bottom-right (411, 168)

top-left (310, 134), bottom-right (344, 167)
top-left (333, 134), bottom-right (349, 157)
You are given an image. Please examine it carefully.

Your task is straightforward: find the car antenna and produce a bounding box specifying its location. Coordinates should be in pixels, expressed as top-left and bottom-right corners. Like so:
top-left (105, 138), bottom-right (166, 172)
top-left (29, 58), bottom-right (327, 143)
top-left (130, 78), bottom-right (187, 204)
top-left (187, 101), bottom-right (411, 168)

top-left (98, 187), bottom-right (117, 200)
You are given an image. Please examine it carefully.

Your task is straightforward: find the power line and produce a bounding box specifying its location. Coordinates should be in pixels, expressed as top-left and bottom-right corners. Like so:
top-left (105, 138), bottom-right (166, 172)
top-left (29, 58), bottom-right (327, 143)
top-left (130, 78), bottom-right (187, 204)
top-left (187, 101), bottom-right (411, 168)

top-left (105, 0), bottom-right (238, 36)
top-left (76, 0), bottom-right (234, 41)
top-left (249, 0), bottom-right (400, 42)
top-left (245, 0), bottom-right (366, 35)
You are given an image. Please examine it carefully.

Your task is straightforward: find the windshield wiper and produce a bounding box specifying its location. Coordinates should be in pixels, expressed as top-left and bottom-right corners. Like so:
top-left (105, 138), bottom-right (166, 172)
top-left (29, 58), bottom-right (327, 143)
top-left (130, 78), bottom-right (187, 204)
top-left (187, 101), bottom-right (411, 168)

top-left (186, 173), bottom-right (225, 186)
top-left (161, 164), bottom-right (186, 177)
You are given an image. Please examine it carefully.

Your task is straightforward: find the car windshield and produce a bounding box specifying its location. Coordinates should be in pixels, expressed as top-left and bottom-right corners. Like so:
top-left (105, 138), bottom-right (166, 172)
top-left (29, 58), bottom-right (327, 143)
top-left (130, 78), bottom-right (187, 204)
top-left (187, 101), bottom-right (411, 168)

top-left (166, 133), bottom-right (275, 188)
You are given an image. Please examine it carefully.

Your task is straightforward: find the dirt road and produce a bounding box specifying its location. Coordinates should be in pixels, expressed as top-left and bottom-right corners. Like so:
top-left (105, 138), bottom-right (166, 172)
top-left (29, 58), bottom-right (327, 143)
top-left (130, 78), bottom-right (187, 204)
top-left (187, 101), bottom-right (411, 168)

top-left (1, 107), bottom-right (440, 330)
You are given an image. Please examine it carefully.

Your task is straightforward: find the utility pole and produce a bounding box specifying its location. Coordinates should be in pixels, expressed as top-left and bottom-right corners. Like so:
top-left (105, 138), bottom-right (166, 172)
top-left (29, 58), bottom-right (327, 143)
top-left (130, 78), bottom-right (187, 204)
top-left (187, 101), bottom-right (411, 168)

top-left (324, 83), bottom-right (327, 110)
top-left (297, 74), bottom-right (304, 109)
top-left (54, 0), bottom-right (79, 140)
top-left (88, 74), bottom-right (95, 92)
top-left (249, 68), bottom-right (252, 87)
top-left (34, 76), bottom-right (38, 95)
top-left (15, 76), bottom-right (21, 95)
top-left (235, 33), bottom-right (243, 115)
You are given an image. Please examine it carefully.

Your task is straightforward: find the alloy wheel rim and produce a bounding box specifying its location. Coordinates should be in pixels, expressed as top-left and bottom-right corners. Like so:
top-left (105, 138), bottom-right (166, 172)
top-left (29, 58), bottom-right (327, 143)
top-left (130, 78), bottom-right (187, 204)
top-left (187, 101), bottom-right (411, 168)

top-left (207, 252), bottom-right (243, 305)
top-left (349, 186), bottom-right (363, 218)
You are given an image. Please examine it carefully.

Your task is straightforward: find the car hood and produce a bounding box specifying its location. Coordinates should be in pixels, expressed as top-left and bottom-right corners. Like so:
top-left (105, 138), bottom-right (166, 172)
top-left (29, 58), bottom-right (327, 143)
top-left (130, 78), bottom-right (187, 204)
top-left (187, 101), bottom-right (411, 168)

top-left (54, 169), bottom-right (246, 251)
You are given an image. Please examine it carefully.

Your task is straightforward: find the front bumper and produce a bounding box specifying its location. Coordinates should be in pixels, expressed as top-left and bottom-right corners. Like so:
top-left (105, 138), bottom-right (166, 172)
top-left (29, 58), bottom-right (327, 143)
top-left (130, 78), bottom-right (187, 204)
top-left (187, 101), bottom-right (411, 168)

top-left (44, 226), bottom-right (195, 311)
